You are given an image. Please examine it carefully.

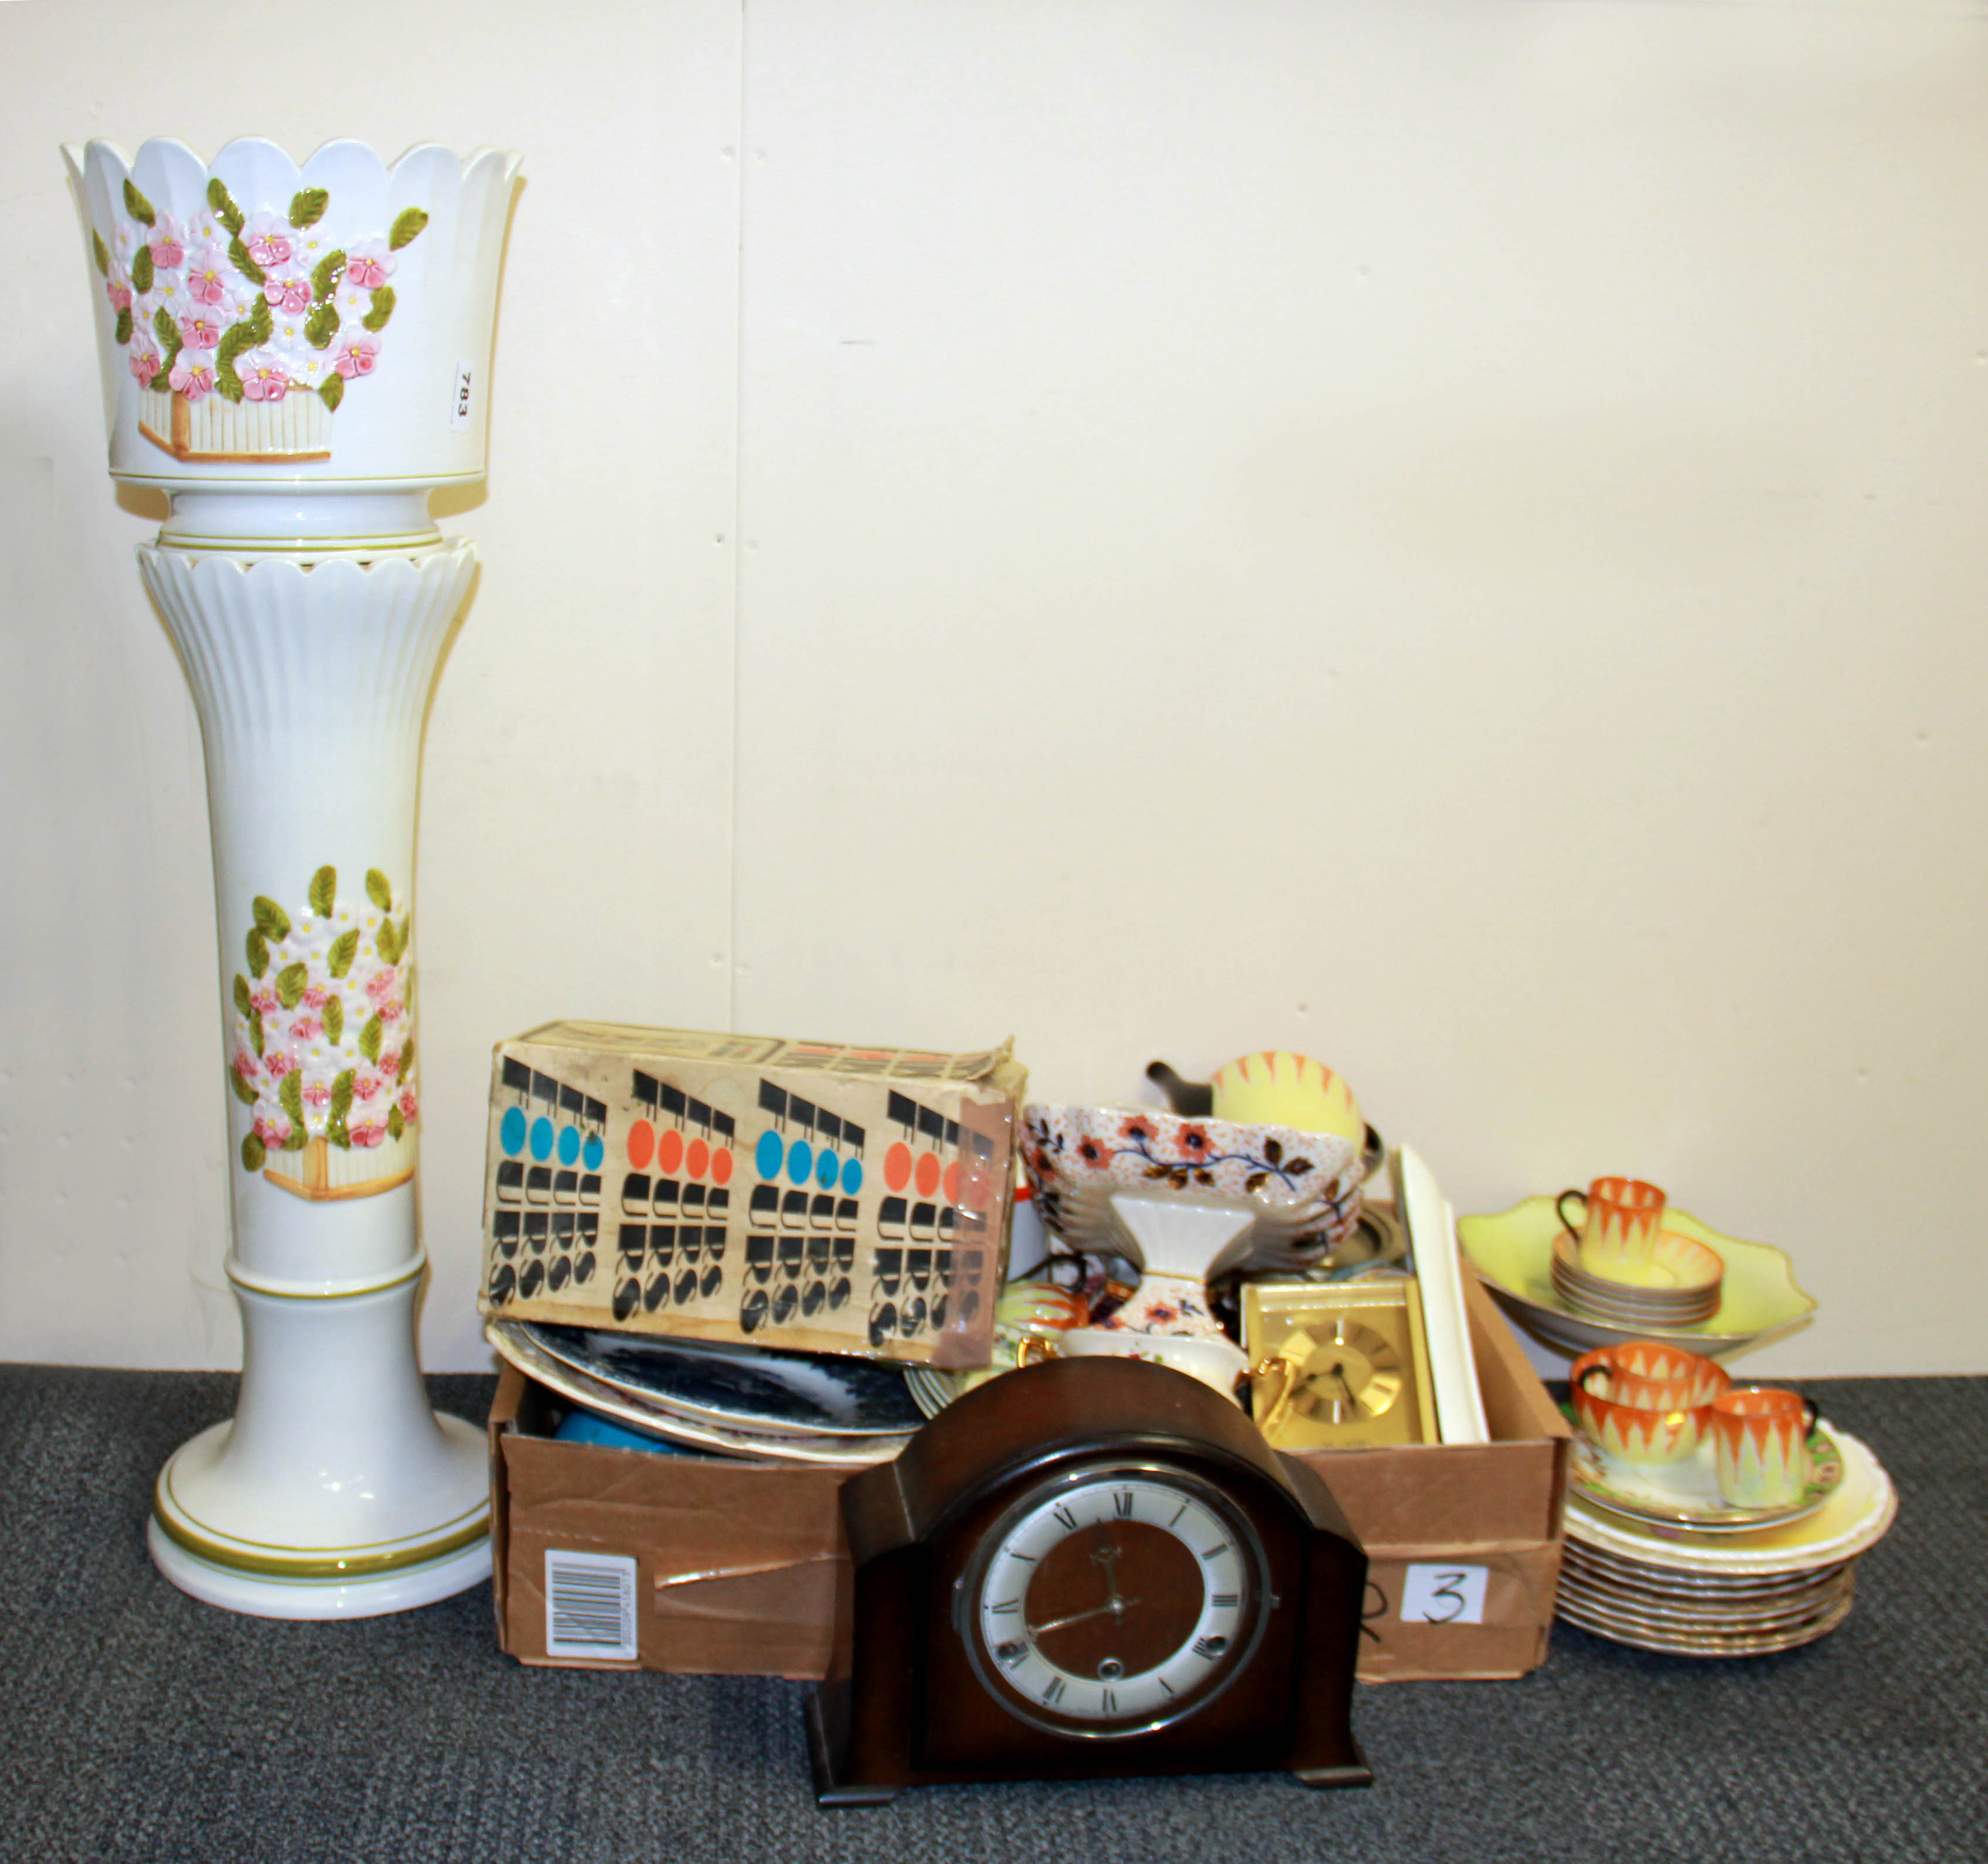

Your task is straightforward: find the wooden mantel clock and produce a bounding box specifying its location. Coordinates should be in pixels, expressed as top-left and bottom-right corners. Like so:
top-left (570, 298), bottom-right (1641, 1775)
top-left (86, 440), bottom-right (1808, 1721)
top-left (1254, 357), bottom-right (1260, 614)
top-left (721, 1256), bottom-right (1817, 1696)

top-left (808, 1355), bottom-right (1372, 1804)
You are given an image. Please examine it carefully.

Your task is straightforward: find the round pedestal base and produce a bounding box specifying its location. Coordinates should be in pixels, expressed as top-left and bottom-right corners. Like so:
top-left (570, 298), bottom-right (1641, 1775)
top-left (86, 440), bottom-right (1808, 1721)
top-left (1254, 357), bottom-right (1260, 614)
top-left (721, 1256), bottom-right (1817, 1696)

top-left (149, 1415), bottom-right (492, 1620)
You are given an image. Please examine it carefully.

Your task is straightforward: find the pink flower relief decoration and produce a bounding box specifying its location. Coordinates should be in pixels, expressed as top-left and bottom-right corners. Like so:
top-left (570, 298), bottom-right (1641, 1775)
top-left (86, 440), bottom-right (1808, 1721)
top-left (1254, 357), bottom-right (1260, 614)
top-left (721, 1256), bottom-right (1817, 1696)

top-left (365, 969), bottom-right (397, 1003)
top-left (128, 345), bottom-right (162, 387)
top-left (350, 1122), bottom-right (386, 1150)
top-left (355, 1074), bottom-right (381, 1102)
top-left (105, 269), bottom-right (132, 313)
top-left (301, 986), bottom-right (328, 1011)
top-left (263, 270), bottom-right (313, 316)
top-left (178, 310), bottom-right (225, 351)
top-left (291, 1015), bottom-right (322, 1042)
top-left (147, 215), bottom-right (186, 270)
top-left (343, 238), bottom-right (394, 290)
top-left (379, 1051), bottom-right (401, 1079)
top-left (241, 211), bottom-right (295, 270)
top-left (379, 999), bottom-right (404, 1024)
top-left (253, 1115), bottom-right (291, 1148)
top-left (169, 353), bottom-right (216, 400)
top-left (303, 1081), bottom-right (332, 1108)
top-left (233, 1050), bottom-right (259, 1082)
top-left (183, 246), bottom-right (231, 306)
top-left (239, 352), bottom-right (290, 403)
top-left (263, 1051), bottom-right (298, 1080)
top-left (397, 1089), bottom-right (419, 1121)
top-left (250, 988), bottom-right (278, 1015)
top-left (333, 335), bottom-right (379, 380)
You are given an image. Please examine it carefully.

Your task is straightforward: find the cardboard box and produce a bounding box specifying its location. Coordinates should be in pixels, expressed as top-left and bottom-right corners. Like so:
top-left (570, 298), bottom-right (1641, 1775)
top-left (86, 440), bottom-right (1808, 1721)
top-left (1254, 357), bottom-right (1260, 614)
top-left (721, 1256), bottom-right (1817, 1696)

top-left (488, 1270), bottom-right (1568, 1685)
top-left (478, 1023), bottom-right (1024, 1368)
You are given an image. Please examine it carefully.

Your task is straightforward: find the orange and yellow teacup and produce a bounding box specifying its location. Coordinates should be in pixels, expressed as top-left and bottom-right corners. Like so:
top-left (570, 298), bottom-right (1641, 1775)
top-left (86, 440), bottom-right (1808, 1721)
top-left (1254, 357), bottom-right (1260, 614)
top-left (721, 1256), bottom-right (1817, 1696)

top-left (1558, 1177), bottom-right (1667, 1283)
top-left (1712, 1385), bottom-right (1819, 1508)
top-left (1570, 1341), bottom-right (1731, 1466)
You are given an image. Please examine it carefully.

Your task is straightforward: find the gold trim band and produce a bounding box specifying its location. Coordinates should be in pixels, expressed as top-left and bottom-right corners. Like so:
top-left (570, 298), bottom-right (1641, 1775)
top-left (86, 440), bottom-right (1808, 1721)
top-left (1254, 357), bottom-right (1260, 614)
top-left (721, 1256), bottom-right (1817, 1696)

top-left (151, 1495), bottom-right (489, 1582)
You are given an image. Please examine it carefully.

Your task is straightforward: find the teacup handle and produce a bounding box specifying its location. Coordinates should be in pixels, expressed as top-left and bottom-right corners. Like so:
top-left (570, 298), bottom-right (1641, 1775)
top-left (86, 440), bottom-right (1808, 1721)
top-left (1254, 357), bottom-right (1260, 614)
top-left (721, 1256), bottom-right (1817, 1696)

top-left (1574, 1363), bottom-right (1613, 1398)
top-left (1796, 1393), bottom-right (1819, 1437)
top-left (1556, 1189), bottom-right (1588, 1239)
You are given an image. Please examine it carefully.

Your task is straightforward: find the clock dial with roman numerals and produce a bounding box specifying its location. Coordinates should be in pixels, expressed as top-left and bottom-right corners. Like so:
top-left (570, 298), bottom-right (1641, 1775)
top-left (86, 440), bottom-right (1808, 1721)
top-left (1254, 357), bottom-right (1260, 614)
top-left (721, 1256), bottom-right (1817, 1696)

top-left (964, 1465), bottom-right (1263, 1737)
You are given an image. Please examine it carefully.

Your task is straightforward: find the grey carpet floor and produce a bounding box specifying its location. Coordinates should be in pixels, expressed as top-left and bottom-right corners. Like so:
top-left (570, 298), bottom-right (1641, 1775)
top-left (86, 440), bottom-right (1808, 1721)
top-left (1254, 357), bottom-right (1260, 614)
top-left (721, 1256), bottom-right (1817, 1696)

top-left (0, 1367), bottom-right (1979, 1864)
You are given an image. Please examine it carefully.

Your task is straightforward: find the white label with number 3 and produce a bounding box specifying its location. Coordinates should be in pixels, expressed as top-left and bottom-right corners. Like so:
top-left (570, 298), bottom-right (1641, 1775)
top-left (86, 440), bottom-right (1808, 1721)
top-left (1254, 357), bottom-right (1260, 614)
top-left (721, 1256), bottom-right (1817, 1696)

top-left (1399, 1563), bottom-right (1489, 1626)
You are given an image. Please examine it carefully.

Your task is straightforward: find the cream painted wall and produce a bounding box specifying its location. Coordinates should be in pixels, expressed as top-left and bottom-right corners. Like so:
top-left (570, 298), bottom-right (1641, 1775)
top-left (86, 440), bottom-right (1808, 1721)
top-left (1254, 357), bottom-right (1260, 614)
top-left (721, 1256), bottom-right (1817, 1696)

top-left (2, 0), bottom-right (1984, 1377)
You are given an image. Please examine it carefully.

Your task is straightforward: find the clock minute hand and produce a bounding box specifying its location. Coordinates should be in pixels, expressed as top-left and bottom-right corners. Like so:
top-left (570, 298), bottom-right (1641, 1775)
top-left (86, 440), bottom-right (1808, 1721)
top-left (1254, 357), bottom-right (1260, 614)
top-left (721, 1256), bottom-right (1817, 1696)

top-left (1028, 1597), bottom-right (1142, 1638)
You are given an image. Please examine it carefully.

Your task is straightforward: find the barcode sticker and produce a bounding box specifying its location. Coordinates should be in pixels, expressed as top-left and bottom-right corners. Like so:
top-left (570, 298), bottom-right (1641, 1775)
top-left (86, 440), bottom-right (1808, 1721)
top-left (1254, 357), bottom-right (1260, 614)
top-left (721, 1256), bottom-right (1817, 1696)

top-left (544, 1549), bottom-right (638, 1660)
top-left (1398, 1563), bottom-right (1489, 1626)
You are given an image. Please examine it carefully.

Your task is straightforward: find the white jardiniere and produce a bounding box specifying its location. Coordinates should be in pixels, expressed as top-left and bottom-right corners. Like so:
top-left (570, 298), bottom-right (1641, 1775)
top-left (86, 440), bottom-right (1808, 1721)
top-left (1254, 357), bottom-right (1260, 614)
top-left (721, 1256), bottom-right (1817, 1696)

top-left (69, 137), bottom-right (519, 1618)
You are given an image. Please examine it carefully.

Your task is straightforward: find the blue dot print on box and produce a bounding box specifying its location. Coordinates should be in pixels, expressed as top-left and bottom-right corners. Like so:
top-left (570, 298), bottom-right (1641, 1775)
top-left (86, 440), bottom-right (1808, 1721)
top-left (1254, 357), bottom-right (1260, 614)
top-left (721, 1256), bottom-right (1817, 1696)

top-left (816, 1149), bottom-right (839, 1190)
top-left (583, 1134), bottom-right (604, 1171)
top-left (756, 1130), bottom-right (785, 1181)
top-left (842, 1156), bottom-right (863, 1196)
top-left (530, 1117), bottom-right (554, 1163)
top-left (788, 1140), bottom-right (813, 1185)
top-left (557, 1125), bottom-right (581, 1167)
top-left (500, 1107), bottom-right (527, 1157)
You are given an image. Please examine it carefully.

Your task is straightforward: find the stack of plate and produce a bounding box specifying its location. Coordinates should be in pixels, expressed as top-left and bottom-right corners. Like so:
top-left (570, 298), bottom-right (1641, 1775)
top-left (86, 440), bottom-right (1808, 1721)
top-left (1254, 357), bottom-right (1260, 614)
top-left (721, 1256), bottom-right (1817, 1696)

top-left (487, 1318), bottom-right (923, 1466)
top-left (1557, 1424), bottom-right (1897, 1657)
top-left (1550, 1230), bottom-right (1723, 1328)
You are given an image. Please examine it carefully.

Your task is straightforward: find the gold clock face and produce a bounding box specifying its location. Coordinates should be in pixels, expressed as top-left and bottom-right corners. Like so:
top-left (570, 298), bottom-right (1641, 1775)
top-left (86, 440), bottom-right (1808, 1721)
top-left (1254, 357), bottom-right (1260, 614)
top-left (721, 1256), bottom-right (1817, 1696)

top-left (1242, 1280), bottom-right (1438, 1449)
top-left (1285, 1320), bottom-right (1402, 1425)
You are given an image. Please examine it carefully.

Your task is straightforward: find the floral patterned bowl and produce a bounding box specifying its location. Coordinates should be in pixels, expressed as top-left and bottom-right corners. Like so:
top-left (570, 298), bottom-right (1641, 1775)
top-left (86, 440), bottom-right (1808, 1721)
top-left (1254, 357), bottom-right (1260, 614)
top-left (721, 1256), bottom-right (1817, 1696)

top-left (1020, 1103), bottom-right (1364, 1270)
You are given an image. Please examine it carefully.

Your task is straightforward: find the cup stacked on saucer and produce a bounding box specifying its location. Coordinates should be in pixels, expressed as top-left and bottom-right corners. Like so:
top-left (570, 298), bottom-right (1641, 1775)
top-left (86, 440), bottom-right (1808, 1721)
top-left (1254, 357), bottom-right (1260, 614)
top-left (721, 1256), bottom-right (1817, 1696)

top-left (1551, 1178), bottom-right (1724, 1328)
top-left (1558, 1341), bottom-right (1897, 1655)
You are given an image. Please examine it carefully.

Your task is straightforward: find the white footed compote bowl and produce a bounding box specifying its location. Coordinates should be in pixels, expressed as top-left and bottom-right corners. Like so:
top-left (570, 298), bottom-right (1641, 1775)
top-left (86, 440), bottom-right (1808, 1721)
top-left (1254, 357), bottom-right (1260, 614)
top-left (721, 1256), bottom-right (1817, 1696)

top-left (1021, 1105), bottom-right (1364, 1402)
top-left (65, 135), bottom-right (520, 1618)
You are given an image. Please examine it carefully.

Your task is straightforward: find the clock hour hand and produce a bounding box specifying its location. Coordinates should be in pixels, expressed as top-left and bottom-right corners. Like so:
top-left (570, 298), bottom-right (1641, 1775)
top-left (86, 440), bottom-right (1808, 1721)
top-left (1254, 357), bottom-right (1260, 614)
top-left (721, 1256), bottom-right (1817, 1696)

top-left (1027, 1596), bottom-right (1142, 1638)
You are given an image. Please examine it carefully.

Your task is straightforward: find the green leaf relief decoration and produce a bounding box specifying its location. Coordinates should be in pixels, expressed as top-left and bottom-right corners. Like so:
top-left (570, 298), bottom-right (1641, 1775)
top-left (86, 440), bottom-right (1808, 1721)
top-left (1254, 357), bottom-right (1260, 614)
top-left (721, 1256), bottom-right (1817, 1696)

top-left (228, 234), bottom-right (265, 287)
top-left (306, 302), bottom-right (339, 350)
top-left (327, 928), bottom-right (359, 977)
top-left (308, 865), bottom-right (337, 918)
top-left (387, 1105), bottom-right (404, 1141)
top-left (113, 306), bottom-right (132, 346)
top-left (275, 962), bottom-right (309, 1011)
top-left (122, 178), bottom-right (156, 226)
top-left (233, 974), bottom-right (252, 1016)
top-left (246, 296), bottom-right (273, 345)
top-left (326, 1115), bottom-right (351, 1151)
top-left (399, 1035), bottom-right (416, 1076)
top-left (252, 895), bottom-right (291, 940)
top-left (284, 1125), bottom-right (308, 1152)
top-left (288, 187), bottom-right (329, 230)
top-left (153, 305), bottom-right (178, 346)
top-left (362, 287), bottom-right (396, 334)
top-left (388, 207), bottom-right (428, 251)
top-left (359, 1014), bottom-right (384, 1065)
top-left (242, 1132), bottom-right (267, 1173)
top-left (250, 1010), bottom-right (265, 1058)
top-left (247, 927), bottom-right (269, 977)
top-left (366, 869), bottom-right (393, 912)
top-left (130, 244), bottom-right (154, 294)
top-left (312, 250), bottom-right (345, 301)
top-left (375, 919), bottom-right (400, 966)
top-left (278, 1070), bottom-right (305, 1127)
top-left (229, 1068), bottom-right (257, 1108)
top-left (324, 996), bottom-right (344, 1047)
top-left (331, 1070), bottom-right (356, 1122)
top-left (319, 375), bottom-right (345, 413)
top-left (91, 230), bottom-right (109, 275)
top-left (207, 176), bottom-right (244, 235)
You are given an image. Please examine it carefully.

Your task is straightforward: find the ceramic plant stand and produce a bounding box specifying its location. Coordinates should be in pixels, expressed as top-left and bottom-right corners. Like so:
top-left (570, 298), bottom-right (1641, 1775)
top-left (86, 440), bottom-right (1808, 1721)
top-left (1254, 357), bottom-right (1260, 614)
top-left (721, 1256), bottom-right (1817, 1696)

top-left (66, 136), bottom-right (520, 1617)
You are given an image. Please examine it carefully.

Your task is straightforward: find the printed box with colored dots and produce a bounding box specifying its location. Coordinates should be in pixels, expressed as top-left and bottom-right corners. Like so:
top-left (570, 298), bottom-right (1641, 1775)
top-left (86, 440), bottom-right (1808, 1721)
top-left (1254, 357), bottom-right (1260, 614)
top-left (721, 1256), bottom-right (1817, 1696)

top-left (478, 1022), bottom-right (1027, 1368)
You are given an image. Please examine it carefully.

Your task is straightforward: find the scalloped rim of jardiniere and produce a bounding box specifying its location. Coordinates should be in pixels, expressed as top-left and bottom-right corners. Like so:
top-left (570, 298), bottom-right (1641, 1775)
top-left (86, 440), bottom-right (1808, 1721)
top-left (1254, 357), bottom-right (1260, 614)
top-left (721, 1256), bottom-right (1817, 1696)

top-left (64, 135), bottom-right (520, 547)
top-left (1020, 1102), bottom-right (1363, 1267)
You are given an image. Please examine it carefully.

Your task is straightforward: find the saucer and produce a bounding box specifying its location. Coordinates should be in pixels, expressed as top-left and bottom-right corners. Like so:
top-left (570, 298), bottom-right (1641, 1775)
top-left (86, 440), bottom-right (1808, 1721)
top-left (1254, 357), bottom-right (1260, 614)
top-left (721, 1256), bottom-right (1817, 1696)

top-left (1563, 1426), bottom-right (1896, 1574)
top-left (1554, 1228), bottom-right (1724, 1297)
top-left (1563, 1405), bottom-right (1844, 1531)
top-left (1459, 1195), bottom-right (1816, 1358)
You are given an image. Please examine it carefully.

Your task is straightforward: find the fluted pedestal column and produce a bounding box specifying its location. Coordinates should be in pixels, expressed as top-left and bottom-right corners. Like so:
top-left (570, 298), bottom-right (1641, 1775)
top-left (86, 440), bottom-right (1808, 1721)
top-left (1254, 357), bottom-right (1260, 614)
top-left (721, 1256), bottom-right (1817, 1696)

top-left (137, 544), bottom-right (488, 1616)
